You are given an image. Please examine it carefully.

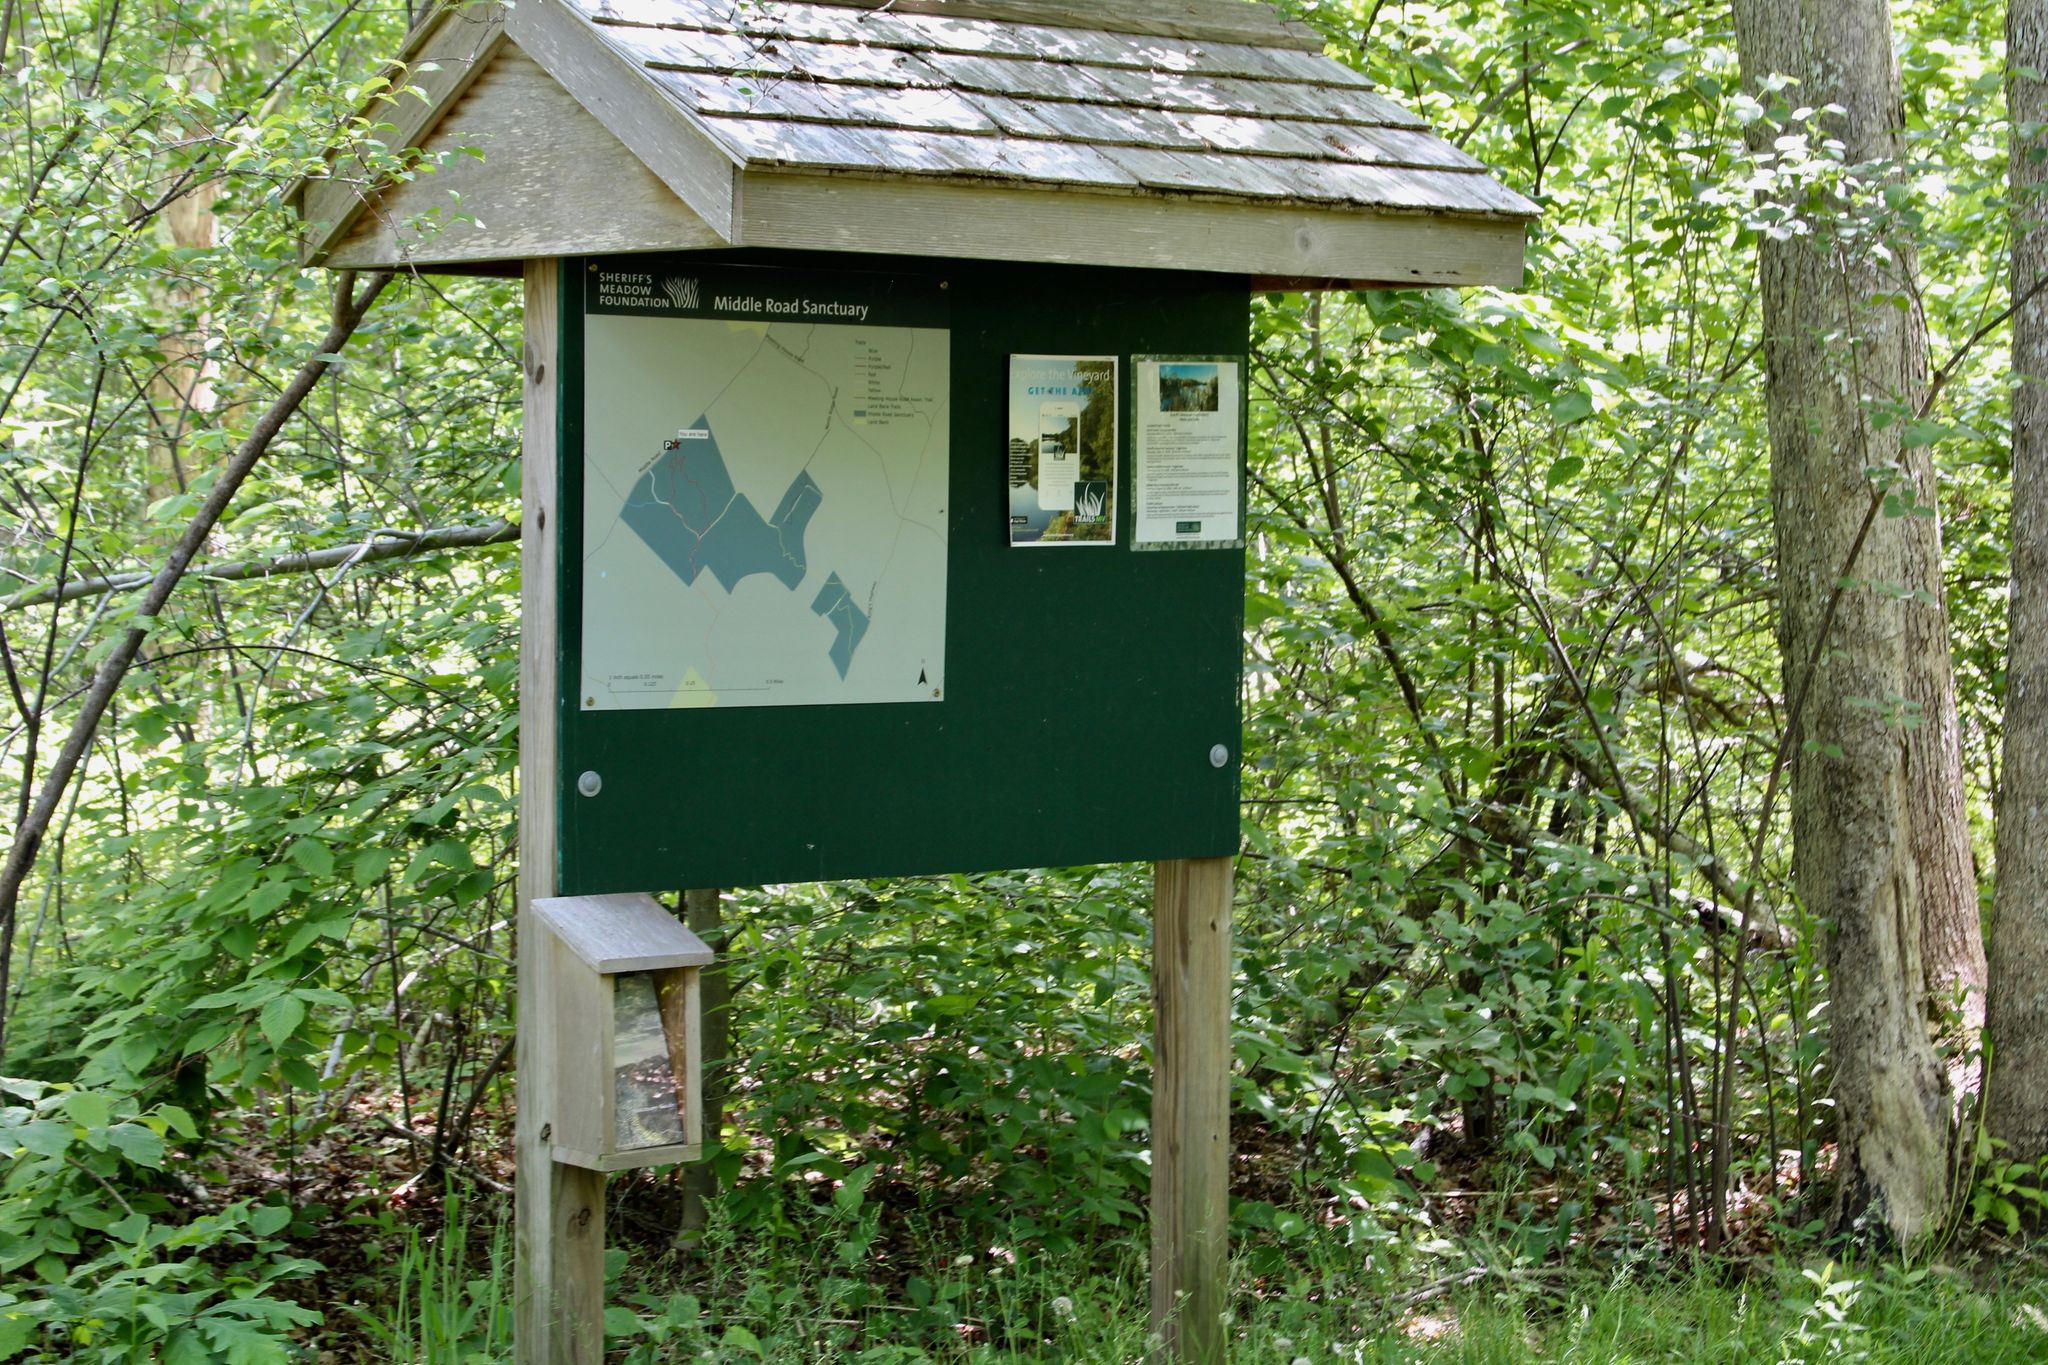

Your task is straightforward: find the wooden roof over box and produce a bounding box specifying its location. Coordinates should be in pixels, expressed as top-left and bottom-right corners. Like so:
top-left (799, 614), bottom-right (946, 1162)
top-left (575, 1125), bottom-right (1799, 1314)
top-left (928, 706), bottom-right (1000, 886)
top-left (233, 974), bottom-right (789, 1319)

top-left (533, 893), bottom-right (715, 973)
top-left (291, 0), bottom-right (1538, 288)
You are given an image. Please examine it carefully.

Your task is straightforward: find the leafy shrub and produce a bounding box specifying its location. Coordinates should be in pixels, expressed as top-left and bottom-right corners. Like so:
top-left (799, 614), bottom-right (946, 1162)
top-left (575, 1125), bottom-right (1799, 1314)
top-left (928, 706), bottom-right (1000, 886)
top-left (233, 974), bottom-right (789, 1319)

top-left (0, 1079), bottom-right (318, 1362)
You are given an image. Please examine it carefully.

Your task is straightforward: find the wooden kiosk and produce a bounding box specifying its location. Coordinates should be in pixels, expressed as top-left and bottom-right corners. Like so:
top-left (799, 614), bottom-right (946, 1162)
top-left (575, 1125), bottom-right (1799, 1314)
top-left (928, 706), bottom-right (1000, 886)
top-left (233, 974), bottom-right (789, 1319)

top-left (294, 3), bottom-right (1534, 1360)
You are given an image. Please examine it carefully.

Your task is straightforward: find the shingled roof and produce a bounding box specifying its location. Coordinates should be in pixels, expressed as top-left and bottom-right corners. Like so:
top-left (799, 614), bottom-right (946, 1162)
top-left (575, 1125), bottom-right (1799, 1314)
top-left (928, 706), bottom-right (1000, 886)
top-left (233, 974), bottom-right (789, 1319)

top-left (293, 0), bottom-right (1537, 288)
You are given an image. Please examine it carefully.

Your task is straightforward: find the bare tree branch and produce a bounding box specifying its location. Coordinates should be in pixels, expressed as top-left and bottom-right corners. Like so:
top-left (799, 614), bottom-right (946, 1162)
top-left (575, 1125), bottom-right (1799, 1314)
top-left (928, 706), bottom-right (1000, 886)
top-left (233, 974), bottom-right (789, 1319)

top-left (2, 519), bottom-right (520, 612)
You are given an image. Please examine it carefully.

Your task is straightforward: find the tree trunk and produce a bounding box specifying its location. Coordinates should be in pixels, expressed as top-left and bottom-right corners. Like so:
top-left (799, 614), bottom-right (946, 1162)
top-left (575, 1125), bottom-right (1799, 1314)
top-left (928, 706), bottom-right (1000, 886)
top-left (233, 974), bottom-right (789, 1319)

top-left (146, 45), bottom-right (219, 502)
top-left (1905, 453), bottom-right (1988, 1033)
top-left (1729, 0), bottom-right (1955, 1244)
top-left (1990, 0), bottom-right (2048, 1165)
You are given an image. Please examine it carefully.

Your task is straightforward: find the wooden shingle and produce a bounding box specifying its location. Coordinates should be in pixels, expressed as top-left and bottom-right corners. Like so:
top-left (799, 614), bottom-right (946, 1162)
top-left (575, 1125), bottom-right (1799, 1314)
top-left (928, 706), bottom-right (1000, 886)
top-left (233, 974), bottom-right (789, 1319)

top-left (293, 0), bottom-right (1538, 288)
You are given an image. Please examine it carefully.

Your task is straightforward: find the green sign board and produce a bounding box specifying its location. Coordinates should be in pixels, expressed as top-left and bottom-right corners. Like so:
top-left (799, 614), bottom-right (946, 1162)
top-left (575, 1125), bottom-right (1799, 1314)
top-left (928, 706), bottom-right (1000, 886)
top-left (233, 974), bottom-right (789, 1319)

top-left (553, 253), bottom-right (1247, 892)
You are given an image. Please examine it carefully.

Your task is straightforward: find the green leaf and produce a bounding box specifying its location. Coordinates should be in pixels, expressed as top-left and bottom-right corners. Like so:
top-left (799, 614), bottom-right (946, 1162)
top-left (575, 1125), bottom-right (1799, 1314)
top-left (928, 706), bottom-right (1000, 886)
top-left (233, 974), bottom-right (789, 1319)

top-left (200, 1314), bottom-right (292, 1365)
top-left (61, 1090), bottom-right (111, 1130)
top-left (13, 1120), bottom-right (74, 1158)
top-left (247, 1203), bottom-right (292, 1237)
top-left (351, 847), bottom-right (395, 886)
top-left (164, 1328), bottom-right (214, 1365)
top-left (287, 839), bottom-right (334, 877)
top-left (1549, 388), bottom-right (1594, 424)
top-left (834, 1164), bottom-right (875, 1212)
top-left (247, 880), bottom-right (296, 918)
top-left (108, 1123), bottom-right (166, 1168)
top-left (259, 994), bottom-right (307, 1049)
top-left (1545, 454), bottom-right (1586, 487)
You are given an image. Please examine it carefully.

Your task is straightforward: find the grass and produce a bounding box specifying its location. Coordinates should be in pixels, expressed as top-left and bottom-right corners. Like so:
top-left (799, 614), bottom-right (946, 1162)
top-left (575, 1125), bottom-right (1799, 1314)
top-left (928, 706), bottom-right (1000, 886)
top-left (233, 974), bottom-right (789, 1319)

top-left (326, 1193), bottom-right (2048, 1364)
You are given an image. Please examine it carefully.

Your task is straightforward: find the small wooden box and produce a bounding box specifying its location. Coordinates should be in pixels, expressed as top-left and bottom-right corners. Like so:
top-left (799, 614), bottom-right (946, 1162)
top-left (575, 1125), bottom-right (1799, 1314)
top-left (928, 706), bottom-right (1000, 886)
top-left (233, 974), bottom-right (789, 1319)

top-left (531, 893), bottom-right (713, 1171)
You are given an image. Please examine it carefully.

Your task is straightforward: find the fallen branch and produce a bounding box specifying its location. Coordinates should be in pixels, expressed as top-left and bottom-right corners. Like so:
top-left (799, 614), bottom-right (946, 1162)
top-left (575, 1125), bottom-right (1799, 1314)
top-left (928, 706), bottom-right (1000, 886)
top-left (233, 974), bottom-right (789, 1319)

top-left (2, 519), bottom-right (520, 611)
top-left (375, 1117), bottom-right (512, 1194)
top-left (1389, 1264), bottom-right (1489, 1308)
top-left (0, 270), bottom-right (394, 1058)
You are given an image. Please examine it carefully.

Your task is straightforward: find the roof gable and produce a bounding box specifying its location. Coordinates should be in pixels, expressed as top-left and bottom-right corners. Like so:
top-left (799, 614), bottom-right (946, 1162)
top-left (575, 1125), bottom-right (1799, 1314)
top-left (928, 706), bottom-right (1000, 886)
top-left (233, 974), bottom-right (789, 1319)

top-left (327, 45), bottom-right (723, 269)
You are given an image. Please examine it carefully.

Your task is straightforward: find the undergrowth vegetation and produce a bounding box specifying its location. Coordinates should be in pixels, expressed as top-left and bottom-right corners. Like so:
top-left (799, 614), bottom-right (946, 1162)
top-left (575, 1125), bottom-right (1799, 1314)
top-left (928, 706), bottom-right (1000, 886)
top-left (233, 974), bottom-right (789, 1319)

top-left (3, 0), bottom-right (2048, 1360)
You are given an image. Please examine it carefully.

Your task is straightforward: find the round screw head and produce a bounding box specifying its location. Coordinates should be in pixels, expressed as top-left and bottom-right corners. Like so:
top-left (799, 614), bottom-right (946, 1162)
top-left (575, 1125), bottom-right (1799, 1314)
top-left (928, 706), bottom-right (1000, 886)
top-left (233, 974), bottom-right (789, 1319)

top-left (1209, 743), bottom-right (1230, 769)
top-left (577, 770), bottom-right (603, 798)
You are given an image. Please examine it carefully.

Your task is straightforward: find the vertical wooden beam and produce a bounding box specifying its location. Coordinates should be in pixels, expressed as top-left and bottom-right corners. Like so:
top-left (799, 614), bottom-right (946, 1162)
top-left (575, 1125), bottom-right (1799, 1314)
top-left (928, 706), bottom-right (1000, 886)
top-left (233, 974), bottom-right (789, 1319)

top-left (1151, 856), bottom-right (1234, 1365)
top-left (515, 258), bottom-right (607, 1365)
top-left (680, 887), bottom-right (728, 1237)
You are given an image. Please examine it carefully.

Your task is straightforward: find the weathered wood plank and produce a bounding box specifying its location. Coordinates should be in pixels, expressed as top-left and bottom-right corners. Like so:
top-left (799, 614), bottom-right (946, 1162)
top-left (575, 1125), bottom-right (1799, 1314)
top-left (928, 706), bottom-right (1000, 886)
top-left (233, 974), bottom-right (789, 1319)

top-left (1151, 856), bottom-right (1233, 1365)
top-left (1168, 109), bottom-right (1332, 158)
top-left (326, 45), bottom-right (724, 269)
top-left (1001, 97), bottom-right (1207, 149)
top-left (514, 259), bottom-right (609, 1365)
top-left (658, 66), bottom-right (999, 130)
top-left (737, 171), bottom-right (1529, 287)
top-left (533, 892), bottom-right (716, 972)
top-left (1305, 122), bottom-right (1486, 171)
top-left (298, 5), bottom-right (509, 265)
top-left (506, 0), bottom-right (741, 239)
top-left (601, 19), bottom-right (951, 86)
top-left (903, 51), bottom-right (1425, 128)
top-left (799, 0), bottom-right (1328, 52)
top-left (1288, 158), bottom-right (1538, 215)
top-left (665, 966), bottom-right (703, 1148)
top-left (586, 0), bottom-right (1372, 85)
top-left (651, 51), bottom-right (1420, 134)
top-left (656, 68), bottom-right (1484, 179)
top-left (680, 92), bottom-right (1493, 182)
top-left (705, 115), bottom-right (1142, 185)
top-left (544, 930), bottom-right (613, 1174)
top-left (916, 49), bottom-right (1120, 102)
top-left (699, 114), bottom-right (1530, 215)
top-left (1103, 143), bottom-right (1298, 198)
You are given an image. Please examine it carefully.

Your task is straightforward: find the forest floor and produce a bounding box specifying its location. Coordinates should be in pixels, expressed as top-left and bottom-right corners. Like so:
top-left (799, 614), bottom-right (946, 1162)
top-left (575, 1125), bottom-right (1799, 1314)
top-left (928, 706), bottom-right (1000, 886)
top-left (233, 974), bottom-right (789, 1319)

top-left (269, 1108), bottom-right (2048, 1364)
top-left (232, 1096), bottom-right (2048, 1358)
top-left (306, 1195), bottom-right (2048, 1363)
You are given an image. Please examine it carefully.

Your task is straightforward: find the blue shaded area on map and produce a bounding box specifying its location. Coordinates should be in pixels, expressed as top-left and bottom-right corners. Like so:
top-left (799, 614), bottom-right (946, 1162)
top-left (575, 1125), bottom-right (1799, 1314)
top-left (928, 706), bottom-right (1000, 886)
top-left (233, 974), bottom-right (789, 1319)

top-left (620, 417), bottom-right (874, 680)
top-left (621, 418), bottom-right (820, 593)
top-left (809, 573), bottom-right (870, 680)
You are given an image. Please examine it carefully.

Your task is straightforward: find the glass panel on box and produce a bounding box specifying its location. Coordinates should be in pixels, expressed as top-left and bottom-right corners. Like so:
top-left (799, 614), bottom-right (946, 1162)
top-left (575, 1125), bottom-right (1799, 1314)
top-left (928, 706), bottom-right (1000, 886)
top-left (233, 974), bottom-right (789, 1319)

top-left (612, 971), bottom-right (686, 1150)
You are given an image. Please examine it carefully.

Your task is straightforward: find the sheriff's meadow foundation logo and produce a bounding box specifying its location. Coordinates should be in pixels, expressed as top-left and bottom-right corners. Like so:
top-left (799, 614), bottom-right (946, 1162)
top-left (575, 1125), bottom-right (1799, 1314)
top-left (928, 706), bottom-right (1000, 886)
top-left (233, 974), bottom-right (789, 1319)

top-left (661, 276), bottom-right (701, 310)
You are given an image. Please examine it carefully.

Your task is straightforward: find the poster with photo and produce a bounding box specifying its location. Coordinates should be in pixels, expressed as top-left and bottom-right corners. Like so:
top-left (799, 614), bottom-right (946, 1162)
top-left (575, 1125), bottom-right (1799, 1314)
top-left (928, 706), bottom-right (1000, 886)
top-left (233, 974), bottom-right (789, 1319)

top-left (1007, 355), bottom-right (1118, 546)
top-left (1133, 356), bottom-right (1243, 550)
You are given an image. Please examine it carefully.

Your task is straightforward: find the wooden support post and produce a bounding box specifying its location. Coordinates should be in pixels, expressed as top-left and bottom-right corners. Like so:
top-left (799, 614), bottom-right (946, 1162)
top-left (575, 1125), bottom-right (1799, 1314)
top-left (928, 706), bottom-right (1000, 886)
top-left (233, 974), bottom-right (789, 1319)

top-left (1151, 856), bottom-right (1234, 1365)
top-left (680, 887), bottom-right (728, 1238)
top-left (515, 258), bottom-right (607, 1365)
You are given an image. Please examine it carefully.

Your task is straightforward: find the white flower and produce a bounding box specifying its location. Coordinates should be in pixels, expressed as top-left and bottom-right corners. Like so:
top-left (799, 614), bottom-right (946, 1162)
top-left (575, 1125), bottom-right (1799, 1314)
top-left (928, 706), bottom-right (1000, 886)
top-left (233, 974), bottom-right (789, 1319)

top-left (1051, 1296), bottom-right (1077, 1323)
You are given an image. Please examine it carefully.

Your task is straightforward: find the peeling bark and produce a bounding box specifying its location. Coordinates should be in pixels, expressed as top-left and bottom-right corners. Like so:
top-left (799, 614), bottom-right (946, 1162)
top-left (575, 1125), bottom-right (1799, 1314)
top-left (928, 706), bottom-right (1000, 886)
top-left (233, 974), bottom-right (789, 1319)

top-left (1729, 0), bottom-right (1957, 1243)
top-left (1990, 0), bottom-right (2048, 1166)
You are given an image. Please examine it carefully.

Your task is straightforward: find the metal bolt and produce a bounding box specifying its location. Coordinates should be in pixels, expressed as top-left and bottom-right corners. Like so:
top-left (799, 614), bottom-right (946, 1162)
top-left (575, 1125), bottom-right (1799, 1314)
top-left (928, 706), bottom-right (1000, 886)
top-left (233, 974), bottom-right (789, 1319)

top-left (1209, 744), bottom-right (1230, 769)
top-left (577, 770), bottom-right (603, 797)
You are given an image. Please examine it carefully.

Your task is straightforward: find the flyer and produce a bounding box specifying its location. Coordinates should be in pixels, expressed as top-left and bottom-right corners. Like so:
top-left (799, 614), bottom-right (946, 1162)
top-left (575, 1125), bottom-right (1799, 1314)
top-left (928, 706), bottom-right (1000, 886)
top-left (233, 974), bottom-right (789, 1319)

top-left (1133, 357), bottom-right (1243, 550)
top-left (1007, 354), bottom-right (1118, 546)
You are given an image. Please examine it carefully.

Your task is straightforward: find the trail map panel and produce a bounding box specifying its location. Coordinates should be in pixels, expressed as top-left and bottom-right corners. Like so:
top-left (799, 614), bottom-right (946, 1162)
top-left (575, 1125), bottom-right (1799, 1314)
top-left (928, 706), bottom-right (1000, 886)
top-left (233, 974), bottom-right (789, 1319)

top-left (558, 258), bottom-right (1247, 894)
top-left (581, 264), bottom-right (950, 710)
